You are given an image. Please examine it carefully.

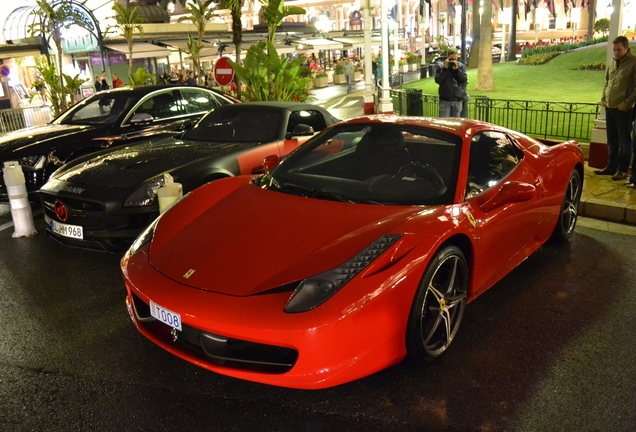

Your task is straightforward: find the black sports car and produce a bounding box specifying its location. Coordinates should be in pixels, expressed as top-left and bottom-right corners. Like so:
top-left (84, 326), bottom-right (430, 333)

top-left (39, 102), bottom-right (339, 251)
top-left (0, 85), bottom-right (238, 202)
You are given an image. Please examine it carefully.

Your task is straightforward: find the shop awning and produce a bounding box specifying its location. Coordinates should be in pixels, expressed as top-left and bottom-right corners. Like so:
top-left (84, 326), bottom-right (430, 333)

top-left (294, 38), bottom-right (344, 50)
top-left (0, 43), bottom-right (42, 58)
top-left (104, 42), bottom-right (171, 59)
top-left (331, 36), bottom-right (383, 49)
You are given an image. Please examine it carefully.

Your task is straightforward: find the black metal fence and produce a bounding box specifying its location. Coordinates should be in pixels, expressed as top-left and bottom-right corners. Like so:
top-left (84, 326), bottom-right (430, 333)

top-left (390, 89), bottom-right (601, 142)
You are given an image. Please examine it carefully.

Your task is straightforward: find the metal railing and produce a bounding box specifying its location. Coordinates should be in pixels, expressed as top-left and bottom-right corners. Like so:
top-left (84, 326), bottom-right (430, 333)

top-left (390, 89), bottom-right (601, 142)
top-left (0, 106), bottom-right (51, 134)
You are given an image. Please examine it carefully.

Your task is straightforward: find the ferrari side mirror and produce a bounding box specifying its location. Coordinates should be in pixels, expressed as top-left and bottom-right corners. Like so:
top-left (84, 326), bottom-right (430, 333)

top-left (480, 181), bottom-right (535, 212)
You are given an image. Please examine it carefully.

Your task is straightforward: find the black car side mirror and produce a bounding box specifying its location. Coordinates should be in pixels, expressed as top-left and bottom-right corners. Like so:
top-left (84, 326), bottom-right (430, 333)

top-left (130, 113), bottom-right (154, 125)
top-left (286, 123), bottom-right (314, 139)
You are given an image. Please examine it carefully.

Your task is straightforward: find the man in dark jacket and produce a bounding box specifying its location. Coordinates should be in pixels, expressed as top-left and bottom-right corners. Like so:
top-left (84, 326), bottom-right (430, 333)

top-left (435, 48), bottom-right (467, 117)
top-left (596, 36), bottom-right (636, 183)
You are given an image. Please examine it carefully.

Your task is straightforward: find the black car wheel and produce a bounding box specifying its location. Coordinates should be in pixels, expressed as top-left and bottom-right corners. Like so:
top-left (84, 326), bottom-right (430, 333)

top-left (551, 169), bottom-right (582, 242)
top-left (406, 245), bottom-right (468, 362)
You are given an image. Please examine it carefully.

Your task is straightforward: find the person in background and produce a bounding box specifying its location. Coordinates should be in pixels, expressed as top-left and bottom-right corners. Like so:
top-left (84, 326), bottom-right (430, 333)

top-left (434, 48), bottom-right (467, 117)
top-left (100, 71), bottom-right (110, 91)
top-left (376, 51), bottom-right (383, 87)
top-left (186, 71), bottom-right (198, 86)
top-left (94, 76), bottom-right (102, 92)
top-left (627, 111), bottom-right (636, 188)
top-left (343, 57), bottom-right (355, 94)
top-left (112, 73), bottom-right (123, 89)
top-left (596, 36), bottom-right (636, 182)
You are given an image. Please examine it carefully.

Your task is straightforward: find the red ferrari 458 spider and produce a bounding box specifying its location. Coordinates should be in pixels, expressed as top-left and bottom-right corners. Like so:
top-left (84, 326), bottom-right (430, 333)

top-left (121, 116), bottom-right (584, 389)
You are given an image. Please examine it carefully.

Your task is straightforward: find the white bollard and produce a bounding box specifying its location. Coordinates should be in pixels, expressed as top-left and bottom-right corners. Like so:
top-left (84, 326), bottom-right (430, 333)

top-left (3, 161), bottom-right (37, 238)
top-left (156, 173), bottom-right (183, 213)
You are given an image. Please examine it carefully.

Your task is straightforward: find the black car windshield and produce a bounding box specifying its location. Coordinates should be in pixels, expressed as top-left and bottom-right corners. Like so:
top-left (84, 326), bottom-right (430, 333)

top-left (57, 93), bottom-right (137, 125)
top-left (255, 122), bottom-right (462, 206)
top-left (184, 107), bottom-right (284, 143)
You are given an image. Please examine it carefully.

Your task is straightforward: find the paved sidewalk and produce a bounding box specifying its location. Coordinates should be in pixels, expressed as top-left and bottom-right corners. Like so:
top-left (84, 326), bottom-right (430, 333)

top-left (312, 83), bottom-right (636, 231)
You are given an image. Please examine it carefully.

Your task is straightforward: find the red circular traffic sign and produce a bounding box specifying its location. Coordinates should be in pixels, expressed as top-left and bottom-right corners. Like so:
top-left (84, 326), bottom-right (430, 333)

top-left (214, 57), bottom-right (234, 86)
top-left (0, 65), bottom-right (10, 77)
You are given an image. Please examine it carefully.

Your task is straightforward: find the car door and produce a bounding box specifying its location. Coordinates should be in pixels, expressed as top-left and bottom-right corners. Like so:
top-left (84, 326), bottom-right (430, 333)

top-left (462, 130), bottom-right (544, 296)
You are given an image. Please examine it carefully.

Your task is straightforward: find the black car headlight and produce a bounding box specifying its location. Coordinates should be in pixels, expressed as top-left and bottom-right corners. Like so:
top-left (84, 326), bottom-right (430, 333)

top-left (284, 234), bottom-right (402, 313)
top-left (18, 155), bottom-right (46, 171)
top-left (123, 176), bottom-right (166, 207)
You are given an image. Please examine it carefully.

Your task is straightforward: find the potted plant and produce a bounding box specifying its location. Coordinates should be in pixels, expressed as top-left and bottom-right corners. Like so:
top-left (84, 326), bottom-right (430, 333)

top-left (353, 67), bottom-right (362, 81)
top-left (406, 52), bottom-right (420, 71)
top-left (314, 71), bottom-right (328, 88)
top-left (333, 63), bottom-right (346, 84)
top-left (399, 60), bottom-right (409, 72)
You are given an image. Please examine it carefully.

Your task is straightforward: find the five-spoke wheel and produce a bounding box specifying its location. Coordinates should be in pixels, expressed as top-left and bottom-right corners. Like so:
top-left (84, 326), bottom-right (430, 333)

top-left (407, 245), bottom-right (469, 362)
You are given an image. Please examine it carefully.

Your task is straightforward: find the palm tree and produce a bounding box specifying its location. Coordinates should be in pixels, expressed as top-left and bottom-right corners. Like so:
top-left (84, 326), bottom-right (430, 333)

top-left (105, 3), bottom-right (147, 80)
top-left (219, 0), bottom-right (247, 90)
top-left (475, 0), bottom-right (494, 90)
top-left (27, 0), bottom-right (89, 112)
top-left (260, 0), bottom-right (305, 44)
top-left (178, 0), bottom-right (218, 83)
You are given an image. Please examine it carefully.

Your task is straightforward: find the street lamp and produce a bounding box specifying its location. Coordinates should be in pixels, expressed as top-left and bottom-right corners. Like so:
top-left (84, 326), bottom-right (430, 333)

top-left (315, 15), bottom-right (332, 35)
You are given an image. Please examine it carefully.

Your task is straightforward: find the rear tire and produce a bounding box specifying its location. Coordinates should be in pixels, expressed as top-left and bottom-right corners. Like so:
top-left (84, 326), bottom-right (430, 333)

top-left (406, 245), bottom-right (468, 362)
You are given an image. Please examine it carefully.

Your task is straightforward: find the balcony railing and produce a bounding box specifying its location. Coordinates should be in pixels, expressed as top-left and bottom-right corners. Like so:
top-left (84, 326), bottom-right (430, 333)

top-left (391, 88), bottom-right (601, 142)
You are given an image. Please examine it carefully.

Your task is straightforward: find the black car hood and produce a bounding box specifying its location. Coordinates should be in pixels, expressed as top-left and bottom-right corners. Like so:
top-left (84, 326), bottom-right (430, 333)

top-left (0, 123), bottom-right (94, 154)
top-left (54, 137), bottom-right (252, 188)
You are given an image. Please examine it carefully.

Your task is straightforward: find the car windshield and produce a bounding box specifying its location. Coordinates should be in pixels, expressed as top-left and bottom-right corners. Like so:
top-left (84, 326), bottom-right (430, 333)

top-left (184, 107), bottom-right (284, 143)
top-left (56, 93), bottom-right (138, 125)
top-left (255, 123), bottom-right (462, 206)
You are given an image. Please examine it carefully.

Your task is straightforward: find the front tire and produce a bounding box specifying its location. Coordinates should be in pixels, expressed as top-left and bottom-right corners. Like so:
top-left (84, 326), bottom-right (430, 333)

top-left (551, 169), bottom-right (582, 242)
top-left (406, 245), bottom-right (469, 362)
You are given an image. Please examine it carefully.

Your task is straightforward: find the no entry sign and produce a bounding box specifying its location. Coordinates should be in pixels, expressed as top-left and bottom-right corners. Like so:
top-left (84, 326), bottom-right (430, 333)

top-left (214, 57), bottom-right (234, 86)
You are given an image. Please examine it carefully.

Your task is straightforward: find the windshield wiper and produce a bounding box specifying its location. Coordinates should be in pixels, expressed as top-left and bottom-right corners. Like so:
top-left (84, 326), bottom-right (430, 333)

top-left (281, 183), bottom-right (376, 204)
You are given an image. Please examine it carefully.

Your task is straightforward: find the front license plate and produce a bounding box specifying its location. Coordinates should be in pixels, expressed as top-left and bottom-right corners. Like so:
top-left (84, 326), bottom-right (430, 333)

top-left (150, 300), bottom-right (182, 331)
top-left (46, 215), bottom-right (83, 239)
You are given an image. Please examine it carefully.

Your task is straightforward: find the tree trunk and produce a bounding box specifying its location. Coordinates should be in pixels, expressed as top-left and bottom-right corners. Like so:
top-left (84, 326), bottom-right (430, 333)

top-left (507, 1), bottom-right (518, 62)
top-left (54, 37), bottom-right (67, 113)
top-left (587, 0), bottom-right (596, 41)
top-left (468, 2), bottom-right (481, 69)
top-left (231, 8), bottom-right (242, 95)
top-left (475, 1), bottom-right (494, 91)
top-left (128, 39), bottom-right (134, 79)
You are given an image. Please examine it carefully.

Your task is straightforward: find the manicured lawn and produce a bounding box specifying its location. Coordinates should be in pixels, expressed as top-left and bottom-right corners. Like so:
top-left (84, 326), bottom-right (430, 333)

top-left (404, 44), bottom-right (610, 104)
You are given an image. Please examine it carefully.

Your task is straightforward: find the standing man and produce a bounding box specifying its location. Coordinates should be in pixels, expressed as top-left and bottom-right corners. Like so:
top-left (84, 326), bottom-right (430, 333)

top-left (94, 76), bottom-right (102, 92)
top-left (343, 58), bottom-right (355, 94)
top-left (596, 36), bottom-right (636, 181)
top-left (100, 71), bottom-right (110, 91)
top-left (435, 48), bottom-right (467, 117)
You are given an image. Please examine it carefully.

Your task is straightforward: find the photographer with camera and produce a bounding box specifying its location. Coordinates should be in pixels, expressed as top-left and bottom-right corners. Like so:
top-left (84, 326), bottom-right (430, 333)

top-left (434, 48), bottom-right (467, 117)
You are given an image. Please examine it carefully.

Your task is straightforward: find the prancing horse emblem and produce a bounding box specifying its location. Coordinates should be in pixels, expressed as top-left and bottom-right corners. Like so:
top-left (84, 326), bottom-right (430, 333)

top-left (183, 269), bottom-right (196, 279)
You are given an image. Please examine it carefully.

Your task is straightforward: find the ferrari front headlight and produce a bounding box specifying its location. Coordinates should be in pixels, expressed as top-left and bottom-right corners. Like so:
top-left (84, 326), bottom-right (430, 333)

top-left (126, 217), bottom-right (160, 257)
top-left (284, 234), bottom-right (402, 313)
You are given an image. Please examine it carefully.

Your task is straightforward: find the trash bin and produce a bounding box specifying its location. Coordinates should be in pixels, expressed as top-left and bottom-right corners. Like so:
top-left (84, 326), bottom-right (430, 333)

top-left (405, 89), bottom-right (423, 116)
top-left (420, 65), bottom-right (427, 79)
